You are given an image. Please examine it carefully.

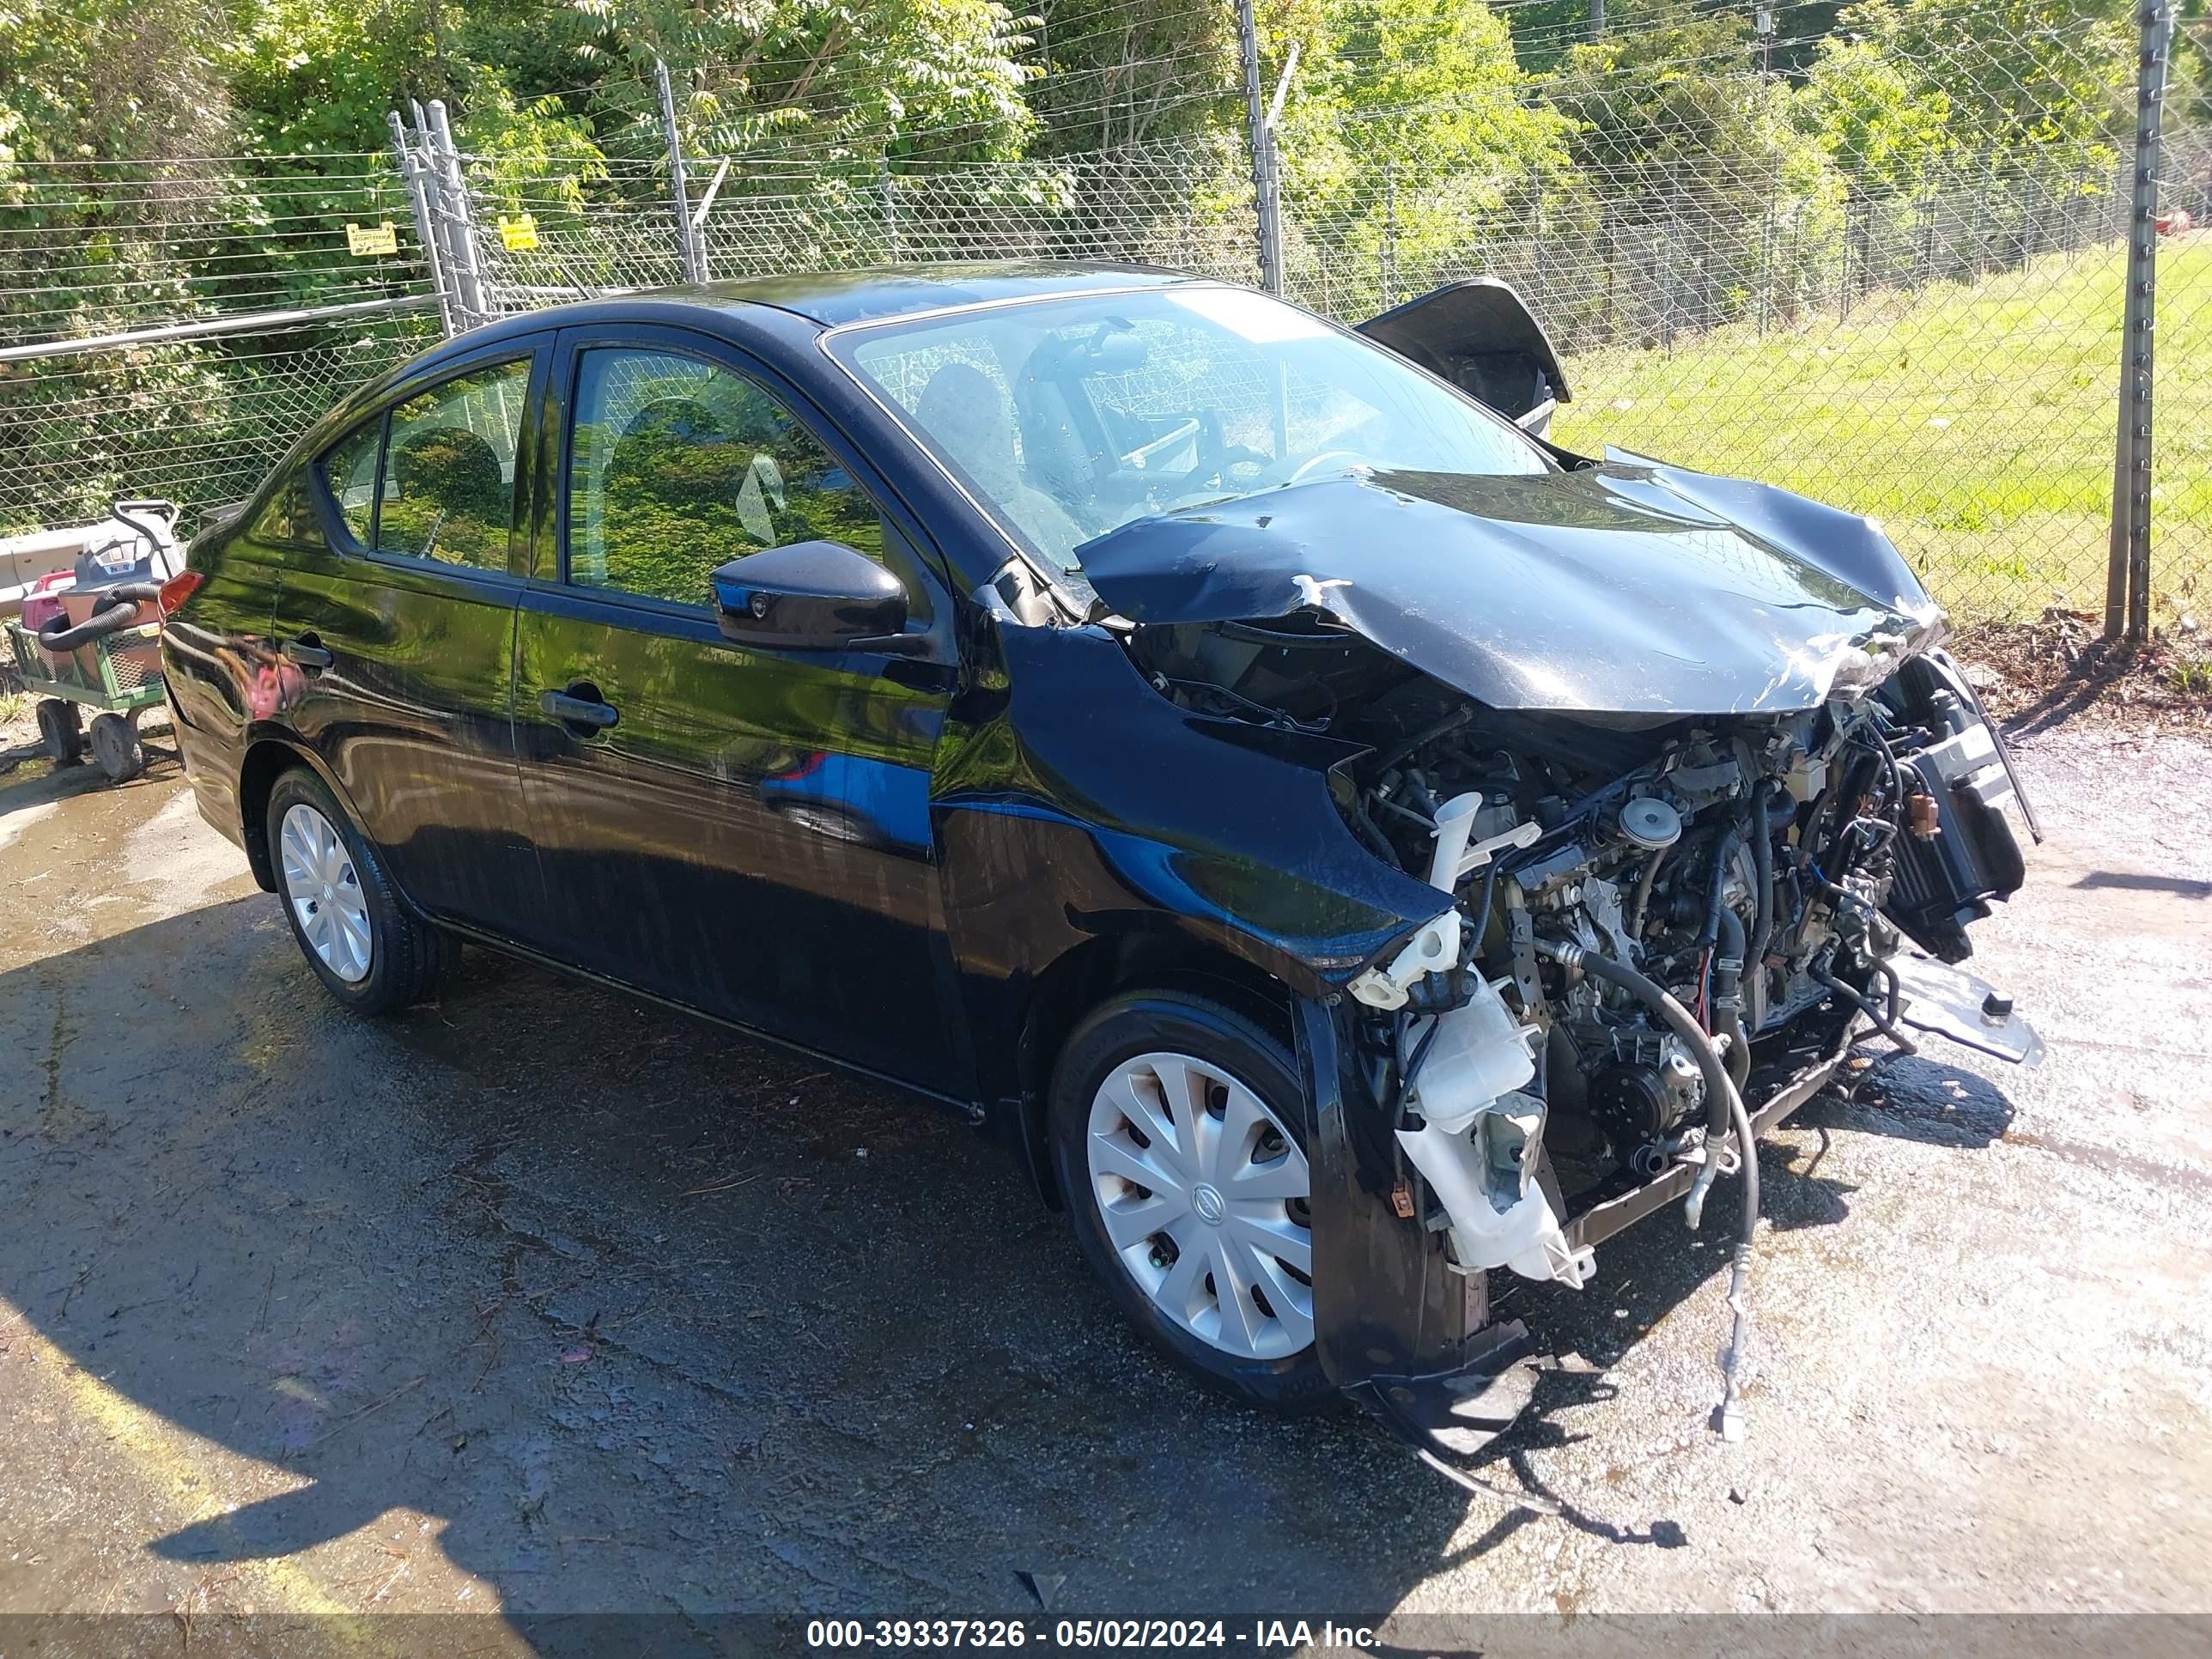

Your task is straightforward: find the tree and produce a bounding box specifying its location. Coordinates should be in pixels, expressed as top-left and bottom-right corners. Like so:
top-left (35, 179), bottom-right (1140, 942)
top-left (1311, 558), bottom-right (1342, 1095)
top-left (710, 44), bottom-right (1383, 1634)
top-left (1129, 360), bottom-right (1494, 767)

top-left (1273, 0), bottom-right (1574, 313)
top-left (562, 0), bottom-right (1038, 163)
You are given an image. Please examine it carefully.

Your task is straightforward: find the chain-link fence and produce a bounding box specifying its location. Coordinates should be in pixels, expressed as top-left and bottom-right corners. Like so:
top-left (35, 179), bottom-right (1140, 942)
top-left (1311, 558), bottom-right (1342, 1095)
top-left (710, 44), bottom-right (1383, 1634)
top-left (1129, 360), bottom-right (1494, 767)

top-left (0, 158), bottom-right (441, 533)
top-left (4, 0), bottom-right (2204, 634)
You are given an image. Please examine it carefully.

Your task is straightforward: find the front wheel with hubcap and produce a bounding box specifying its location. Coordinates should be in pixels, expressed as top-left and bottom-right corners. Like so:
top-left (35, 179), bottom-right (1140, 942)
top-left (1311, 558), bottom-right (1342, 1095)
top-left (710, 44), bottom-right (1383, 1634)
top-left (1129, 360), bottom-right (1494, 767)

top-left (1049, 988), bottom-right (1335, 1412)
top-left (264, 767), bottom-right (449, 1016)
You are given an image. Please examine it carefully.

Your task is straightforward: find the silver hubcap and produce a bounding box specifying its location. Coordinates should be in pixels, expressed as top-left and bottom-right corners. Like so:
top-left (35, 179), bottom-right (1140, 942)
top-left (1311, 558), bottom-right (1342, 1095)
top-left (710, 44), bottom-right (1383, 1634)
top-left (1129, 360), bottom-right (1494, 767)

top-left (1086, 1051), bottom-right (1314, 1360)
top-left (279, 803), bottom-right (373, 984)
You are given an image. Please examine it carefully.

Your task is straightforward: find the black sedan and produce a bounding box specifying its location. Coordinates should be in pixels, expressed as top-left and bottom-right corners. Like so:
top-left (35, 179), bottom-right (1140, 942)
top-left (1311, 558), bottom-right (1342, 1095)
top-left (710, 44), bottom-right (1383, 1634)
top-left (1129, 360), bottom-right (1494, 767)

top-left (160, 263), bottom-right (2040, 1465)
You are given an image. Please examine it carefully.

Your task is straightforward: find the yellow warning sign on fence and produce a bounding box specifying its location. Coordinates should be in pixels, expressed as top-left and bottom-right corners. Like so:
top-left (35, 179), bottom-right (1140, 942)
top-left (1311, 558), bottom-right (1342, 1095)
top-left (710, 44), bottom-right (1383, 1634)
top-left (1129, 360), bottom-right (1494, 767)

top-left (344, 221), bottom-right (399, 257)
top-left (498, 213), bottom-right (540, 252)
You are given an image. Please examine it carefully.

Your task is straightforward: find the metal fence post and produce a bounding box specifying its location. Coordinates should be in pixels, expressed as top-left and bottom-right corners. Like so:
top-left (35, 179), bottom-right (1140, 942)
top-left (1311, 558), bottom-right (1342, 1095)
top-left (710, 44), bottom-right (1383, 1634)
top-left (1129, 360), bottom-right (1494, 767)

top-left (655, 58), bottom-right (704, 285)
top-left (422, 100), bottom-right (490, 328)
top-left (2106, 0), bottom-right (2173, 641)
top-left (880, 154), bottom-right (900, 262)
top-left (387, 111), bottom-right (458, 338)
top-left (1236, 0), bottom-right (1280, 294)
top-left (1381, 161), bottom-right (1398, 308)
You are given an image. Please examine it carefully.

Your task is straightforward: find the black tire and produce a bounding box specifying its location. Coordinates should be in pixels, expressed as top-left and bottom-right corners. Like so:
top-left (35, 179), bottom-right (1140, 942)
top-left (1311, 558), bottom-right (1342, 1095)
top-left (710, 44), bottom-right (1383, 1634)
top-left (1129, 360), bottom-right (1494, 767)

top-left (37, 698), bottom-right (83, 765)
top-left (88, 712), bottom-right (145, 782)
top-left (1048, 987), bottom-right (1339, 1413)
top-left (264, 766), bottom-right (451, 1017)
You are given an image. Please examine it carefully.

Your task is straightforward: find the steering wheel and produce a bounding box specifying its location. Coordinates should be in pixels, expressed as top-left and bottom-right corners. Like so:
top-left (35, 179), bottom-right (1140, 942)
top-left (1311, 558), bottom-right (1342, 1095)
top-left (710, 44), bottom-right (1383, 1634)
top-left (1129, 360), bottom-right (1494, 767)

top-left (1200, 441), bottom-right (1271, 487)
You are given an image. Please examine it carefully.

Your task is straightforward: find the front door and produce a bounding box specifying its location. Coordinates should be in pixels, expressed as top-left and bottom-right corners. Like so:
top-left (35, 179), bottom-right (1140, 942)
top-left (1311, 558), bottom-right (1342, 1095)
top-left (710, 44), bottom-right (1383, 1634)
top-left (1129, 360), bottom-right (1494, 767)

top-left (279, 343), bottom-right (545, 929)
top-left (509, 331), bottom-right (963, 1092)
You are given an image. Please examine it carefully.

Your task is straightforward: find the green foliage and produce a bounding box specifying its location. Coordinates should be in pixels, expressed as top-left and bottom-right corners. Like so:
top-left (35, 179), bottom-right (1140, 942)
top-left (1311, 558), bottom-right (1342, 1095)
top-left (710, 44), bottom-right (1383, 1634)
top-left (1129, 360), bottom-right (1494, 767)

top-left (562, 0), bottom-right (1037, 161)
top-left (1275, 0), bottom-right (1574, 317)
top-left (1796, 13), bottom-right (1957, 195)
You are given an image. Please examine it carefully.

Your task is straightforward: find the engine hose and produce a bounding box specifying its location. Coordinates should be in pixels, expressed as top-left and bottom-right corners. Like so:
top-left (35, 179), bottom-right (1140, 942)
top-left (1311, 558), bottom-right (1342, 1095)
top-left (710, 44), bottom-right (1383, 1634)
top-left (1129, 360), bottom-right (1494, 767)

top-left (1695, 826), bottom-right (1741, 952)
top-left (1534, 936), bottom-right (1762, 1442)
top-left (1532, 937), bottom-right (1737, 1146)
top-left (1627, 843), bottom-right (1668, 943)
top-left (1712, 908), bottom-right (1753, 1091)
top-left (1813, 963), bottom-right (1918, 1056)
top-left (35, 582), bottom-right (161, 653)
top-left (1869, 957), bottom-right (1905, 1026)
top-left (1367, 704), bottom-right (1474, 778)
top-left (1716, 1079), bottom-right (1760, 1443)
top-left (1747, 787), bottom-right (1777, 1030)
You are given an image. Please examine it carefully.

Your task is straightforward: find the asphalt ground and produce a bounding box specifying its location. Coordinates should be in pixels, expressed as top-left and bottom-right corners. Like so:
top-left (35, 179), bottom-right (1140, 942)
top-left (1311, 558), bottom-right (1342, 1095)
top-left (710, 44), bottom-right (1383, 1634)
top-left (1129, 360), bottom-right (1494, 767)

top-left (1, 714), bottom-right (2208, 1652)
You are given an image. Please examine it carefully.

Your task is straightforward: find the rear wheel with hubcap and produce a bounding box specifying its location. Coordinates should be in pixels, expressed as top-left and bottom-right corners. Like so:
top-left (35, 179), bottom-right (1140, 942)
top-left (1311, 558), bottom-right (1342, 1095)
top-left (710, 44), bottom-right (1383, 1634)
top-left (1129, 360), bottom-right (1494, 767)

top-left (1049, 988), bottom-right (1334, 1412)
top-left (265, 767), bottom-right (450, 1015)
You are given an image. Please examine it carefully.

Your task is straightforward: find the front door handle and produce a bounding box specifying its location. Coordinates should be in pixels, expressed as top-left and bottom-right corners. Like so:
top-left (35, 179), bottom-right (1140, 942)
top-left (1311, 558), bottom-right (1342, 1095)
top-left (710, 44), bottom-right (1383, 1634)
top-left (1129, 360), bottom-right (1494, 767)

top-left (282, 635), bottom-right (333, 670)
top-left (540, 684), bottom-right (619, 732)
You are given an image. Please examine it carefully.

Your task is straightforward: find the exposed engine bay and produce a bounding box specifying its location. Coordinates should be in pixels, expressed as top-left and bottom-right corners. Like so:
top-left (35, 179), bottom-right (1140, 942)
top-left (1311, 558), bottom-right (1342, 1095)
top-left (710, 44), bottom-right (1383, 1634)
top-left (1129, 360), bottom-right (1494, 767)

top-left (1129, 611), bottom-right (2039, 1435)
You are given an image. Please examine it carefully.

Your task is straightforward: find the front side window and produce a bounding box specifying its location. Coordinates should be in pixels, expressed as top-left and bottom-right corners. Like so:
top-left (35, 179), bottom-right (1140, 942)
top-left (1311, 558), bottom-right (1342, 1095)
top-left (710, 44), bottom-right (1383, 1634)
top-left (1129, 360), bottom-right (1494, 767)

top-left (374, 360), bottom-right (530, 569)
top-left (566, 347), bottom-right (886, 610)
top-left (833, 284), bottom-right (1549, 575)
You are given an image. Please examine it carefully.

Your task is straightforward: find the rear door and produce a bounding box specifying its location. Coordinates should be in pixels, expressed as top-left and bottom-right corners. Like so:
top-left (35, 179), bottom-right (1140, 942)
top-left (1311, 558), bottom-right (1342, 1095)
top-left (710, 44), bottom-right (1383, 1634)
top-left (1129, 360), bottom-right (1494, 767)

top-left (508, 326), bottom-right (963, 1091)
top-left (282, 337), bottom-right (548, 930)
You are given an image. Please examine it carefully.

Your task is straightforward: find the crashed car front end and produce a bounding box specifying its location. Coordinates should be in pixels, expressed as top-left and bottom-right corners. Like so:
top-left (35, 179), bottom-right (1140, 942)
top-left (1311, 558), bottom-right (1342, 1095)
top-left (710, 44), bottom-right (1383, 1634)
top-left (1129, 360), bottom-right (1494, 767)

top-left (1082, 453), bottom-right (2042, 1463)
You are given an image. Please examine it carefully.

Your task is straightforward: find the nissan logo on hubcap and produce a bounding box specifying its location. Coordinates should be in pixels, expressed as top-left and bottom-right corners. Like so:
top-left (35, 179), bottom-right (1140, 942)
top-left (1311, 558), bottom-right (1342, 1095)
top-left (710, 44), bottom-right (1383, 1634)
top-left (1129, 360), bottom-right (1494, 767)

top-left (1192, 1183), bottom-right (1226, 1224)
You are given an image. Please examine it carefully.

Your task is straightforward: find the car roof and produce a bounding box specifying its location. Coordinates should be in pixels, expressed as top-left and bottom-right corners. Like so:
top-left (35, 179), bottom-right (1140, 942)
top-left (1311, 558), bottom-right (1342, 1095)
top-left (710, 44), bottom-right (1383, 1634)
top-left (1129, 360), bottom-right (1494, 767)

top-left (459, 262), bottom-right (1204, 349)
top-left (691, 260), bottom-right (1204, 326)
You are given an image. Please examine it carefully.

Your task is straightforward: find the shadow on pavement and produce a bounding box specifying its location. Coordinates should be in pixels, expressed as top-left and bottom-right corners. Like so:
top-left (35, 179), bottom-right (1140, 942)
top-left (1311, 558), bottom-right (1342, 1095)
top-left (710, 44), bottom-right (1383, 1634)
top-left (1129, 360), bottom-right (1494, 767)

top-left (0, 889), bottom-right (2017, 1643)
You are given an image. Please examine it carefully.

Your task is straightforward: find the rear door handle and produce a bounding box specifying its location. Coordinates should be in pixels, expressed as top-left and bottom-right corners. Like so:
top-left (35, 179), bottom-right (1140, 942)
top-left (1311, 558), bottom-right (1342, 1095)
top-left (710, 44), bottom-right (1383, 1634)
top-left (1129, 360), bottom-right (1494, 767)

top-left (540, 686), bottom-right (619, 731)
top-left (282, 635), bottom-right (333, 670)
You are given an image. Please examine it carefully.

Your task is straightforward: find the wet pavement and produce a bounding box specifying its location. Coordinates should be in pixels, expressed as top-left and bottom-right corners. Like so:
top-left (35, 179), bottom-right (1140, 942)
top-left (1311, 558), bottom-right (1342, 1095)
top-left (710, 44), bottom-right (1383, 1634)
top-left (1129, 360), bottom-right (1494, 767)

top-left (2, 718), bottom-right (2209, 1643)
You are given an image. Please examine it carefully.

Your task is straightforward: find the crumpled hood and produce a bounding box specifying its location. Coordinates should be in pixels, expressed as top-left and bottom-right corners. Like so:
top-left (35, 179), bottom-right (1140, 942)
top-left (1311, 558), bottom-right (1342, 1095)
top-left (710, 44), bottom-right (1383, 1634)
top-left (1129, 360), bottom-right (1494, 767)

top-left (1076, 453), bottom-right (1946, 714)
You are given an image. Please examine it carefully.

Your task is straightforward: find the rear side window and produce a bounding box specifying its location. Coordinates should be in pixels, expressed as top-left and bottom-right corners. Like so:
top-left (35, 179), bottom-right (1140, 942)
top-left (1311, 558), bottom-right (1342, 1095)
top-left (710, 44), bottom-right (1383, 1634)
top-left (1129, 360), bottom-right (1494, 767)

top-left (379, 361), bottom-right (531, 569)
top-left (566, 347), bottom-right (887, 610)
top-left (315, 358), bottom-right (531, 570)
top-left (322, 420), bottom-right (381, 546)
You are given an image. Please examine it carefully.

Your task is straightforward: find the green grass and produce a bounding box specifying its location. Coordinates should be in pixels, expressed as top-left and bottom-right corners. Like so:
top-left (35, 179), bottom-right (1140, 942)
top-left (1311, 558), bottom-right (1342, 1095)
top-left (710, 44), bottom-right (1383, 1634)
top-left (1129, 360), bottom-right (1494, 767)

top-left (1552, 234), bottom-right (2212, 624)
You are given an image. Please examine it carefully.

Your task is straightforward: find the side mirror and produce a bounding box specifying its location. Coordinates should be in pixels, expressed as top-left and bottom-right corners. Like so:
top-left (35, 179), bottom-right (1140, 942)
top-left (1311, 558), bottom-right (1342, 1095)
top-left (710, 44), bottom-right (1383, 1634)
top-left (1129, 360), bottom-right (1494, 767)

top-left (710, 540), bottom-right (911, 652)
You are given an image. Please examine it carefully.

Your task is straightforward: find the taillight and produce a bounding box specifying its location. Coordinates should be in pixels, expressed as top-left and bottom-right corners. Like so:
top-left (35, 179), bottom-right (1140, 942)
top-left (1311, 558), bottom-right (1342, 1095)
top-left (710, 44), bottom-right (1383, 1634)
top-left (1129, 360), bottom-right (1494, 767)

top-left (157, 568), bottom-right (206, 617)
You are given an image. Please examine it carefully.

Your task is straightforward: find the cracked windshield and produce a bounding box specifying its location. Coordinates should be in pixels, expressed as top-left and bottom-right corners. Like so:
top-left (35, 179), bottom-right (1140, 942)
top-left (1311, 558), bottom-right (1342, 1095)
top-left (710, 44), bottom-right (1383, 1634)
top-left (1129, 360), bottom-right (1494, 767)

top-left (838, 285), bottom-right (1547, 573)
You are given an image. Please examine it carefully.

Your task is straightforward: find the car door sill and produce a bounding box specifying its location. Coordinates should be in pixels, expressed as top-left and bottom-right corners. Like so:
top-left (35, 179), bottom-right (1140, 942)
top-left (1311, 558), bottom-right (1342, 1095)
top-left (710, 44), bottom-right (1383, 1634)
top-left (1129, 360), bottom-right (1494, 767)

top-left (423, 912), bottom-right (986, 1124)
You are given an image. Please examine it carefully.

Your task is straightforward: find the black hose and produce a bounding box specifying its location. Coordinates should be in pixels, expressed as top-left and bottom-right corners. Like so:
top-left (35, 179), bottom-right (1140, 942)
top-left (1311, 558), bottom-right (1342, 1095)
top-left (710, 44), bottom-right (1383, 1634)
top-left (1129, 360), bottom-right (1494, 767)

top-left (1534, 935), bottom-right (1761, 1440)
top-left (1627, 843), bottom-right (1668, 942)
top-left (1695, 826), bottom-right (1741, 952)
top-left (1869, 958), bottom-right (1905, 1026)
top-left (1813, 963), bottom-right (1918, 1055)
top-left (1533, 938), bottom-right (1735, 1140)
top-left (1747, 787), bottom-right (1776, 1029)
top-left (1348, 793), bottom-right (1401, 869)
top-left (35, 582), bottom-right (161, 653)
top-left (1367, 704), bottom-right (1474, 778)
top-left (1467, 856), bottom-right (1503, 953)
top-left (1712, 908), bottom-right (1753, 1091)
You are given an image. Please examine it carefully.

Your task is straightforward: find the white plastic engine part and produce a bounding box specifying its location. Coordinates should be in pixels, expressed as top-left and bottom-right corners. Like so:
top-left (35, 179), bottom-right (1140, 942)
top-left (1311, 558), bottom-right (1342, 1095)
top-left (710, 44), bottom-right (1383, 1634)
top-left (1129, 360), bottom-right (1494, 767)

top-left (1393, 978), bottom-right (1589, 1287)
top-left (1348, 794), bottom-right (1540, 1011)
top-left (1427, 792), bottom-right (1485, 889)
top-left (1347, 908), bottom-right (1462, 1010)
top-left (1397, 1094), bottom-right (1594, 1289)
top-left (1405, 975), bottom-right (1541, 1132)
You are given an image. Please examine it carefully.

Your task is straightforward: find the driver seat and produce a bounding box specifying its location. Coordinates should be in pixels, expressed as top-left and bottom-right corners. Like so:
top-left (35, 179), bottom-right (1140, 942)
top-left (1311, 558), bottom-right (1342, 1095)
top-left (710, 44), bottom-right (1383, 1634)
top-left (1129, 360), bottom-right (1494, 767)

top-left (915, 363), bottom-right (1088, 559)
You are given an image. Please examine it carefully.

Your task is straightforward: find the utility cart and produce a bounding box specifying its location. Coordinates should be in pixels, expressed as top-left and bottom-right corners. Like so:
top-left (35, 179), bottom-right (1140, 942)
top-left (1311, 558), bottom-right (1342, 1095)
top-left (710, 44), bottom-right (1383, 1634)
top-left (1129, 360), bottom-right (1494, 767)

top-left (6, 500), bottom-right (184, 783)
top-left (8, 609), bottom-right (169, 781)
